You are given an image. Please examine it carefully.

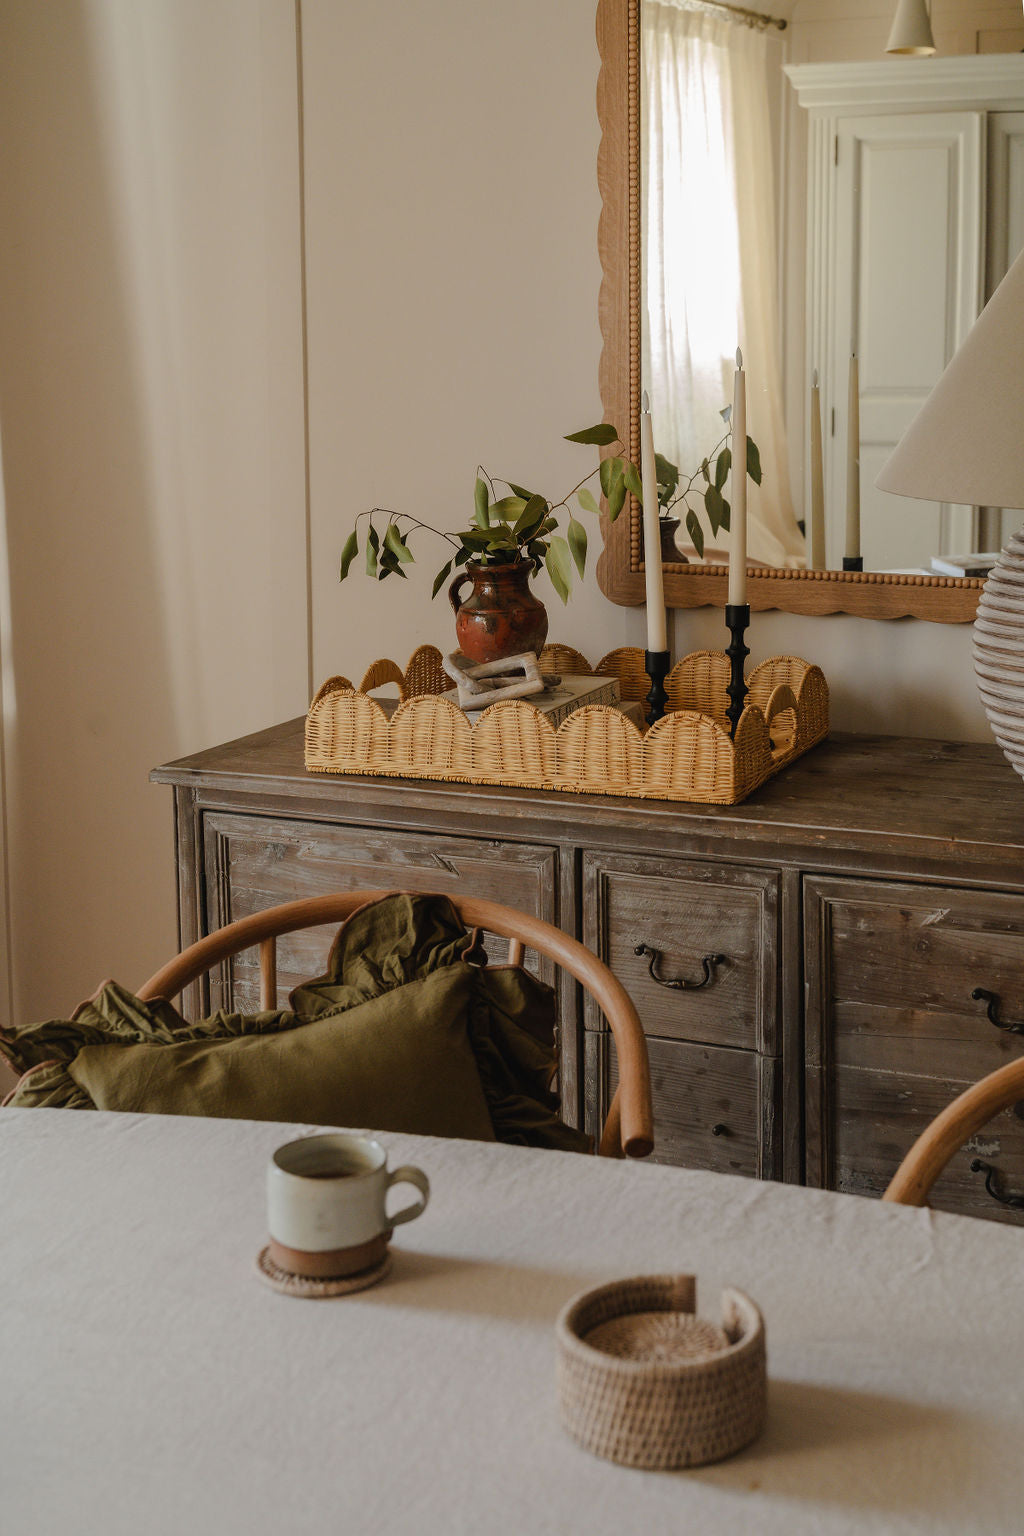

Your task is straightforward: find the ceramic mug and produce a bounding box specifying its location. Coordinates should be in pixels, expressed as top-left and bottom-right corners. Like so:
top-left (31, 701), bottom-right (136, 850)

top-left (267, 1132), bottom-right (430, 1278)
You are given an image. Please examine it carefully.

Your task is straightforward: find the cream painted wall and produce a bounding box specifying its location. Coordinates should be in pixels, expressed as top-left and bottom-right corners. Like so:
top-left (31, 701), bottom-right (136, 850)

top-left (0, 0), bottom-right (308, 1046)
top-left (303, 0), bottom-right (989, 744)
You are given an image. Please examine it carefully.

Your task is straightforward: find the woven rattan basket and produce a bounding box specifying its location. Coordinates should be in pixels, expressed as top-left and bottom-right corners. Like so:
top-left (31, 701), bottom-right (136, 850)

top-left (555, 1274), bottom-right (766, 1470)
top-left (304, 642), bottom-right (828, 806)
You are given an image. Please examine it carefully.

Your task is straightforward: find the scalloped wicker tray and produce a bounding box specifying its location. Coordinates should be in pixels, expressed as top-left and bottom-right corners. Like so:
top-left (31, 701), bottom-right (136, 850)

top-left (304, 642), bottom-right (829, 806)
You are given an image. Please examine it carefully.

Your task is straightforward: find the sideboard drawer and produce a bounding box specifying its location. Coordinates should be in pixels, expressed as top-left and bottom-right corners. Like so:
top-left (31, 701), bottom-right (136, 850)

top-left (805, 875), bottom-right (1024, 1209)
top-left (824, 1063), bottom-right (1024, 1225)
top-left (582, 852), bottom-right (779, 1052)
top-left (201, 811), bottom-right (559, 1011)
top-left (586, 1032), bottom-right (779, 1177)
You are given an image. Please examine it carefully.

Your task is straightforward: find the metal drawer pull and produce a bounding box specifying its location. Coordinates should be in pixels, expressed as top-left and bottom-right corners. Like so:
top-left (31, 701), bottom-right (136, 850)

top-left (970, 987), bottom-right (1024, 1036)
top-left (970, 1158), bottom-right (1024, 1211)
top-left (633, 944), bottom-right (725, 991)
top-left (711, 1123), bottom-right (729, 1137)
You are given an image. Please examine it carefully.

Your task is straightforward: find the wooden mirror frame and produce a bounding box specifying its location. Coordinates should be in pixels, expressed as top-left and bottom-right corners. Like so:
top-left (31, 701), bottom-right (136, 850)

top-left (593, 0), bottom-right (982, 623)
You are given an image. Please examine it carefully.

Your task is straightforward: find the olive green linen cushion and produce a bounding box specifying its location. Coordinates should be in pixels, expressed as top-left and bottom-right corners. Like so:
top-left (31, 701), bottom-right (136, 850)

top-left (66, 963), bottom-right (495, 1141)
top-left (1, 892), bottom-right (590, 1152)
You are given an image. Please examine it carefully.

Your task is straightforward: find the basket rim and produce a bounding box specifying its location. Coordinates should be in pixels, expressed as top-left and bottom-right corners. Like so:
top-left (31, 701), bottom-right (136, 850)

top-left (555, 1273), bottom-right (763, 1379)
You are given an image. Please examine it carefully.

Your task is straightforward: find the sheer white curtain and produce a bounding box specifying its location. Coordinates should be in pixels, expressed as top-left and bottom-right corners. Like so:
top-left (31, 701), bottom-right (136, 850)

top-left (642, 1), bottom-right (805, 567)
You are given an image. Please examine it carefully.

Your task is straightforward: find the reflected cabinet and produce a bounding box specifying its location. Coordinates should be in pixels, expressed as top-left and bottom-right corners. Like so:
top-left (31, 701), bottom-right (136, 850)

top-left (155, 720), bottom-right (1024, 1225)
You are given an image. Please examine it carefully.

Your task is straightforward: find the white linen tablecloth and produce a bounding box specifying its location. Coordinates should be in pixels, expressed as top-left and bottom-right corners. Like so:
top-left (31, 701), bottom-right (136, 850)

top-left (2, 1108), bottom-right (1023, 1535)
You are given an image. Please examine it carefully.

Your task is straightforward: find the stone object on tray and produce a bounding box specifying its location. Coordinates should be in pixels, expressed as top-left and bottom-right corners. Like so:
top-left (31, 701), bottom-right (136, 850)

top-left (441, 651), bottom-right (547, 709)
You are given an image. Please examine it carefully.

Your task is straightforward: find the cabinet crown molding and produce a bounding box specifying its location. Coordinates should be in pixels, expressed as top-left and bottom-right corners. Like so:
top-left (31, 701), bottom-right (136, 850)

top-left (785, 56), bottom-right (1024, 113)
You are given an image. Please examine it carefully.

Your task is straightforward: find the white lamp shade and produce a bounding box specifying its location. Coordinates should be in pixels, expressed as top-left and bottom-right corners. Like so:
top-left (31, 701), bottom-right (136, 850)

top-left (876, 242), bottom-right (1024, 512)
top-left (885, 0), bottom-right (936, 55)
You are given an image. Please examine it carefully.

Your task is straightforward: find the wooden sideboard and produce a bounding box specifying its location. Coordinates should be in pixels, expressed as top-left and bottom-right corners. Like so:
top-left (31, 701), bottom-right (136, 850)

top-left (153, 724), bottom-right (1024, 1225)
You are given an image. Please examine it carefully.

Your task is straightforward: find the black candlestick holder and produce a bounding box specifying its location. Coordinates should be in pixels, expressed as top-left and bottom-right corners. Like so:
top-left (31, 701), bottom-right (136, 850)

top-left (842, 555), bottom-right (863, 572)
top-left (725, 603), bottom-right (750, 740)
top-left (644, 649), bottom-right (671, 727)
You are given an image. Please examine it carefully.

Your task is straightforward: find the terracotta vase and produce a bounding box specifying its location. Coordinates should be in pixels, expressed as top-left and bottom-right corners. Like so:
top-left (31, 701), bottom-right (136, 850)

top-left (448, 559), bottom-right (548, 665)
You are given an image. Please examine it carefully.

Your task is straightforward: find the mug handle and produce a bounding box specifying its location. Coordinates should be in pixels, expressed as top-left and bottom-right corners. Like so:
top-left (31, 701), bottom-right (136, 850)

top-left (385, 1165), bottom-right (430, 1227)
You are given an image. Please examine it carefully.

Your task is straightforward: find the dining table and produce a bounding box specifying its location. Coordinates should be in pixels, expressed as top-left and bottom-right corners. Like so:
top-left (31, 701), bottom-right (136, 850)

top-left (2, 1106), bottom-right (1023, 1535)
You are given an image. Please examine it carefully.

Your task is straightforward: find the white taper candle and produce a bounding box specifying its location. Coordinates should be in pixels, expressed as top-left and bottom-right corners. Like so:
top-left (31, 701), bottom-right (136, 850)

top-left (845, 352), bottom-right (861, 560)
top-left (640, 390), bottom-right (667, 652)
top-left (728, 350), bottom-right (747, 606)
top-left (809, 368), bottom-right (825, 569)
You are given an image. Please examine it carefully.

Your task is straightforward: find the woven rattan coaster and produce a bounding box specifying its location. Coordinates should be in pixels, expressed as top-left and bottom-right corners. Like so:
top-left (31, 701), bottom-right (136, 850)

top-left (254, 1245), bottom-right (392, 1298)
top-left (556, 1274), bottom-right (766, 1470)
top-left (584, 1310), bottom-right (729, 1364)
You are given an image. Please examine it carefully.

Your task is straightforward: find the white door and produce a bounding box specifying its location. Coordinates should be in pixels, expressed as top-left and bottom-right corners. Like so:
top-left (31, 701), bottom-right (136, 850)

top-left (829, 111), bottom-right (983, 569)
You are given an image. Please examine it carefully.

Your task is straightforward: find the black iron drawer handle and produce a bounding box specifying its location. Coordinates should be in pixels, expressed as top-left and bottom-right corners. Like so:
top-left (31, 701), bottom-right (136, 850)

top-left (633, 944), bottom-right (725, 991)
top-left (971, 987), bottom-right (1024, 1036)
top-left (970, 1158), bottom-right (1024, 1211)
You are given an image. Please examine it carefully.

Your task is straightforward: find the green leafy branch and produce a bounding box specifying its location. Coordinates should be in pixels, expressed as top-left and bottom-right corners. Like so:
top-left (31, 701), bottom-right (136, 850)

top-left (338, 425), bottom-right (639, 606)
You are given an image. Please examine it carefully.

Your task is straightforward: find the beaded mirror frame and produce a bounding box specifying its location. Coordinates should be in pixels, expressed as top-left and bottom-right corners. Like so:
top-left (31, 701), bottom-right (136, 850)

top-left (592, 0), bottom-right (982, 623)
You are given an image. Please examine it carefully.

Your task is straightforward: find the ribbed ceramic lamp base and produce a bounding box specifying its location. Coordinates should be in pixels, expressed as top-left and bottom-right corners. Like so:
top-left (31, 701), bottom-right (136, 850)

top-left (974, 528), bottom-right (1024, 780)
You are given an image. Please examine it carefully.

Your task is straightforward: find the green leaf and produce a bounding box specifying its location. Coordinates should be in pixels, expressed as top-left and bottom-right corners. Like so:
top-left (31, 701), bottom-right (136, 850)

top-left (365, 524), bottom-right (379, 577)
top-left (459, 527), bottom-right (496, 551)
top-left (339, 530), bottom-right (359, 581)
top-left (704, 484), bottom-right (725, 536)
top-left (474, 476), bottom-right (490, 528)
top-left (606, 461), bottom-right (626, 521)
top-left (384, 523), bottom-right (413, 563)
top-left (746, 436), bottom-right (762, 486)
top-left (701, 458), bottom-right (710, 483)
top-left (454, 544), bottom-right (473, 567)
top-left (527, 539), bottom-right (549, 563)
top-left (565, 423), bottom-right (618, 446)
top-left (577, 486), bottom-right (600, 515)
top-left (622, 460), bottom-right (643, 501)
top-left (513, 494), bottom-right (548, 542)
top-left (685, 507), bottom-right (705, 560)
top-left (599, 455), bottom-right (624, 500)
top-left (655, 452), bottom-right (679, 501)
top-left (545, 539), bottom-right (572, 603)
top-left (719, 497), bottom-right (731, 533)
top-left (566, 516), bottom-right (588, 578)
top-left (720, 404), bottom-right (732, 426)
top-left (715, 447), bottom-right (731, 491)
top-left (508, 482), bottom-right (536, 501)
top-left (489, 495), bottom-right (528, 522)
top-left (431, 558), bottom-right (454, 599)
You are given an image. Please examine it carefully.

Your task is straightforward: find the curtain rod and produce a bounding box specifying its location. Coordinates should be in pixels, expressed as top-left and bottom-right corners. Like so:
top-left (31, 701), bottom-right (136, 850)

top-left (683, 0), bottom-right (788, 32)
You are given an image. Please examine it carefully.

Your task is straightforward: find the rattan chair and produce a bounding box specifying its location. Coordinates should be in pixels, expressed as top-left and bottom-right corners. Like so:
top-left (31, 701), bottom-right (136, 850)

top-left (882, 1054), bottom-right (1024, 1207)
top-left (139, 891), bottom-right (654, 1159)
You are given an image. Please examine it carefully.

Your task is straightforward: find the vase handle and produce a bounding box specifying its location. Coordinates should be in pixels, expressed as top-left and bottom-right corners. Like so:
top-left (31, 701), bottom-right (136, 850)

top-left (448, 570), bottom-right (473, 616)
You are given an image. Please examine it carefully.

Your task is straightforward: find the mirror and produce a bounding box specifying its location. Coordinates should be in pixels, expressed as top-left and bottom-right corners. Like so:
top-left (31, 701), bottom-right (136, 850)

top-left (595, 0), bottom-right (1024, 622)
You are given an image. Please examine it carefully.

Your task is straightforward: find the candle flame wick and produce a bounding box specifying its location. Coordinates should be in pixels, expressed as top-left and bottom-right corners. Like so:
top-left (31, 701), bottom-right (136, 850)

top-left (736, 347), bottom-right (743, 369)
top-left (812, 368), bottom-right (819, 388)
top-left (641, 389), bottom-right (650, 412)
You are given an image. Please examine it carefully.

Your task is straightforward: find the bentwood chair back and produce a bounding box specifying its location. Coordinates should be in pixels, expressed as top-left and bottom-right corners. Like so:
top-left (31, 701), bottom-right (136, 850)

top-left (883, 1054), bottom-right (1024, 1207)
top-left (139, 891), bottom-right (654, 1160)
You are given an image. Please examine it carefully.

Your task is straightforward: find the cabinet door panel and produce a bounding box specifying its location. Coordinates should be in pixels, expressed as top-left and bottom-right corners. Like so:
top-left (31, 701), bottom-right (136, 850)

top-left (583, 852), bottom-right (779, 1053)
top-left (587, 1032), bottom-right (779, 1177)
top-left (805, 875), bottom-right (1024, 1222)
top-left (202, 812), bottom-right (559, 1011)
top-left (831, 1063), bottom-right (1024, 1227)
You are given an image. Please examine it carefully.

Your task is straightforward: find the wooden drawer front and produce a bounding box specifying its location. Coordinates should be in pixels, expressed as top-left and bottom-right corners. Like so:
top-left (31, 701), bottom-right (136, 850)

top-left (822, 1063), bottom-right (1024, 1226)
top-left (201, 812), bottom-right (559, 1012)
top-left (586, 1032), bottom-right (779, 1177)
top-left (806, 875), bottom-right (1024, 1082)
top-left (582, 853), bottom-right (779, 1052)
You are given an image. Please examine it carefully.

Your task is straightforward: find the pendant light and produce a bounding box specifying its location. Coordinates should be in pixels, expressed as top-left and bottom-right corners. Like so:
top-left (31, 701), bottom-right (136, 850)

top-left (885, 0), bottom-right (936, 56)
